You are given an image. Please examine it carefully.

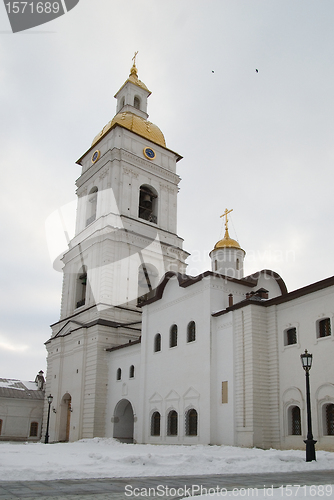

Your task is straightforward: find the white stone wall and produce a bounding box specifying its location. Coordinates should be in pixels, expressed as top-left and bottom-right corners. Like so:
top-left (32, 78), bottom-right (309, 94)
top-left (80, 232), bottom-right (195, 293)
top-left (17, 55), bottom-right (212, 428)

top-left (276, 286), bottom-right (334, 451)
top-left (0, 398), bottom-right (43, 441)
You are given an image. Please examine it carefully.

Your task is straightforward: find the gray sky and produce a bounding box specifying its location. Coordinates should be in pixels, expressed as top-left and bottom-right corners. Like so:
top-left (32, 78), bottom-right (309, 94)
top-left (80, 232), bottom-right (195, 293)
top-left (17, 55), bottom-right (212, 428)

top-left (1, 0), bottom-right (334, 380)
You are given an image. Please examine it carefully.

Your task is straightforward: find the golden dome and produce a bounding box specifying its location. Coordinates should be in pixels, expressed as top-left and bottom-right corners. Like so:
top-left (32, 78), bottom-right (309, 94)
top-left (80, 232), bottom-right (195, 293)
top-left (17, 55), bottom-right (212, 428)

top-left (213, 229), bottom-right (244, 252)
top-left (91, 111), bottom-right (166, 148)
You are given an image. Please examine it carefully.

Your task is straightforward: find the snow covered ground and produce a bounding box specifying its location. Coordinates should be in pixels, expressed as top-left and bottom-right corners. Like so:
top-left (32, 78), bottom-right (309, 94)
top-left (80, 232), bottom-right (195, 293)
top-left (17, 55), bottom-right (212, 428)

top-left (0, 438), bottom-right (333, 483)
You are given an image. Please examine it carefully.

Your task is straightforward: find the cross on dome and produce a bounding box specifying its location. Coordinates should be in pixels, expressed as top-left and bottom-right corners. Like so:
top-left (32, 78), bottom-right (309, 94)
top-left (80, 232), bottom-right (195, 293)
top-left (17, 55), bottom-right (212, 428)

top-left (220, 208), bottom-right (233, 233)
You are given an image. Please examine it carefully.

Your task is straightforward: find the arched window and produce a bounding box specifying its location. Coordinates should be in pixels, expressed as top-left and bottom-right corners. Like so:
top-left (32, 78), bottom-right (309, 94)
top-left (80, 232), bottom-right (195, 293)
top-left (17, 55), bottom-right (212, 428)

top-left (121, 97), bottom-right (125, 109)
top-left (151, 411), bottom-right (161, 436)
top-left (185, 409), bottom-right (198, 436)
top-left (289, 406), bottom-right (301, 435)
top-left (154, 333), bottom-right (161, 352)
top-left (75, 266), bottom-right (87, 309)
top-left (236, 259), bottom-right (240, 270)
top-left (29, 422), bottom-right (38, 437)
top-left (116, 368), bottom-right (122, 381)
top-left (187, 321), bottom-right (196, 343)
top-left (0, 419), bottom-right (2, 436)
top-left (86, 187), bottom-right (98, 226)
top-left (325, 403), bottom-right (334, 435)
top-left (170, 325), bottom-right (177, 348)
top-left (167, 410), bottom-right (178, 436)
top-left (134, 96), bottom-right (141, 109)
top-left (129, 365), bottom-right (135, 378)
top-left (138, 185), bottom-right (158, 224)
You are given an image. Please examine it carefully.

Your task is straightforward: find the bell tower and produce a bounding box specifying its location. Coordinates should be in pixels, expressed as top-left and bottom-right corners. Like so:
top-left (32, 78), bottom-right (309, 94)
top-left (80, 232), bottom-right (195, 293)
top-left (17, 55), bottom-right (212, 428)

top-left (44, 56), bottom-right (189, 442)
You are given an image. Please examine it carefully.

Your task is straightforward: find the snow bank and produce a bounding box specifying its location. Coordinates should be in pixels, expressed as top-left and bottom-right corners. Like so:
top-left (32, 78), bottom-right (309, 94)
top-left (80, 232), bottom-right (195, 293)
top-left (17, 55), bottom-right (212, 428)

top-left (0, 438), bottom-right (333, 482)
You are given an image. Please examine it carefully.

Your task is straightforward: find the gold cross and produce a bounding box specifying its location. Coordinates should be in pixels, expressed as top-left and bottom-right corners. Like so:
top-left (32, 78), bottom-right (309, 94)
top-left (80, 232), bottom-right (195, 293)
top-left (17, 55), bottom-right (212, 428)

top-left (220, 208), bottom-right (233, 231)
top-left (132, 51), bottom-right (138, 66)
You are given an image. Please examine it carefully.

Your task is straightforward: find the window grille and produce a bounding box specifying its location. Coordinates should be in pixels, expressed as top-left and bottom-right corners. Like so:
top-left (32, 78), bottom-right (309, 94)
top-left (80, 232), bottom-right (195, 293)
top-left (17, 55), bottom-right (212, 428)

top-left (318, 318), bottom-right (331, 338)
top-left (185, 409), bottom-right (198, 436)
top-left (151, 412), bottom-right (161, 436)
top-left (286, 327), bottom-right (297, 345)
top-left (167, 410), bottom-right (178, 436)
top-left (30, 422), bottom-right (38, 437)
top-left (291, 406), bottom-right (301, 435)
top-left (326, 404), bottom-right (334, 435)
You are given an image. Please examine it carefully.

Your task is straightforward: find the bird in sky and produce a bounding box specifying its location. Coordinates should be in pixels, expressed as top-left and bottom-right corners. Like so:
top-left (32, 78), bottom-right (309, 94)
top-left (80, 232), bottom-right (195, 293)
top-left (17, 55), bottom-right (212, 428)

top-left (255, 69), bottom-right (259, 73)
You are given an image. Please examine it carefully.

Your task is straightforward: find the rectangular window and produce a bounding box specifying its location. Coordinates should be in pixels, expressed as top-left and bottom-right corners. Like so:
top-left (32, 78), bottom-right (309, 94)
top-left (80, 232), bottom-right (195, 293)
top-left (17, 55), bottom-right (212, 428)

top-left (222, 381), bottom-right (228, 404)
top-left (318, 318), bottom-right (331, 338)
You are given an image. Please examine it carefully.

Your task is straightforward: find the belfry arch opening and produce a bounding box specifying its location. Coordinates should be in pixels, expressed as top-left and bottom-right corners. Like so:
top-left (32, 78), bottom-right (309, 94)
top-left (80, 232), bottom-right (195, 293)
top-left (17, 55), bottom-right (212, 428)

top-left (113, 399), bottom-right (135, 443)
top-left (138, 185), bottom-right (158, 224)
top-left (134, 96), bottom-right (141, 109)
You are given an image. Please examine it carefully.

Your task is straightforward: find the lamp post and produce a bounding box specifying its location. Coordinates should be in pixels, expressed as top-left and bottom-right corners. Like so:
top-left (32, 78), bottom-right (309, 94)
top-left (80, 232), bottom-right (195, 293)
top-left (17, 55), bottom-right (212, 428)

top-left (300, 350), bottom-right (316, 461)
top-left (44, 394), bottom-right (53, 444)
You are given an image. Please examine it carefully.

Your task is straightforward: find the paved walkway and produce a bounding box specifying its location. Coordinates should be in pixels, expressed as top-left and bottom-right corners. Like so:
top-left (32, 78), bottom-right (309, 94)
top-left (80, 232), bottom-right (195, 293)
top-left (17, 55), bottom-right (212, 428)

top-left (0, 470), bottom-right (333, 500)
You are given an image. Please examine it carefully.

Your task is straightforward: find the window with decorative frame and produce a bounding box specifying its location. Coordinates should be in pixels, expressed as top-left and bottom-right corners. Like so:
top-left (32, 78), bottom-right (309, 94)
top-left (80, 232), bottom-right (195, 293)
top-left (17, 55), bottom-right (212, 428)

top-left (167, 410), bottom-right (178, 436)
top-left (185, 409), bottom-right (198, 436)
top-left (288, 406), bottom-right (301, 435)
top-left (325, 403), bottom-right (334, 436)
top-left (151, 411), bottom-right (161, 436)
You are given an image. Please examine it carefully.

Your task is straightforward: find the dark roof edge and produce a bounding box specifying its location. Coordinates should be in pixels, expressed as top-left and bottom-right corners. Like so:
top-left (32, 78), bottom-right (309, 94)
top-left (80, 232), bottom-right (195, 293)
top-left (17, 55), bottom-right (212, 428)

top-left (213, 274), bottom-right (334, 317)
top-left (106, 337), bottom-right (142, 352)
top-left (46, 319), bottom-right (142, 343)
top-left (139, 269), bottom-right (285, 307)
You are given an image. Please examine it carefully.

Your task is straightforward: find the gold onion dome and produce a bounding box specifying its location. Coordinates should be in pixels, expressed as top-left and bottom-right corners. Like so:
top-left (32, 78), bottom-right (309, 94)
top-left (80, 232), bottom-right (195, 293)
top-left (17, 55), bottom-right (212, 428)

top-left (123, 62), bottom-right (151, 94)
top-left (92, 111), bottom-right (166, 148)
top-left (213, 229), bottom-right (243, 251)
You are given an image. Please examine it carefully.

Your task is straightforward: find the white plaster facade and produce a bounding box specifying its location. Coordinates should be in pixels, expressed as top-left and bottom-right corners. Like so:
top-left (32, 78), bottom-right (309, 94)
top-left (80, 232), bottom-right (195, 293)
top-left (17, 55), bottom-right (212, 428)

top-left (44, 63), bottom-right (334, 451)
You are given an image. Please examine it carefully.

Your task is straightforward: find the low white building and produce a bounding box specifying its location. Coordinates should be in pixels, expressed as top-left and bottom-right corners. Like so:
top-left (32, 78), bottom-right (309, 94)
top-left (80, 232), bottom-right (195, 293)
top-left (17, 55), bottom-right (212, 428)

top-left (44, 60), bottom-right (334, 450)
top-left (0, 372), bottom-right (45, 441)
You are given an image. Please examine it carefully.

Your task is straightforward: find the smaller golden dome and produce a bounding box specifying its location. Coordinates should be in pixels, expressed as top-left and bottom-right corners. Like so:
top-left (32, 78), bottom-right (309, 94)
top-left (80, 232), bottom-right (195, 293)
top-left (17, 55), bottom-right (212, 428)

top-left (213, 229), bottom-right (244, 252)
top-left (115, 62), bottom-right (151, 96)
top-left (91, 111), bottom-right (166, 148)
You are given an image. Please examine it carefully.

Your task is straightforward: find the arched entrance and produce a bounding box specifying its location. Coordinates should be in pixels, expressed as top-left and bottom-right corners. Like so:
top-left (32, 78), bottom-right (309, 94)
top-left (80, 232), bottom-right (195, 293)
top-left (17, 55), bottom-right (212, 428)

top-left (113, 399), bottom-right (134, 443)
top-left (59, 393), bottom-right (72, 442)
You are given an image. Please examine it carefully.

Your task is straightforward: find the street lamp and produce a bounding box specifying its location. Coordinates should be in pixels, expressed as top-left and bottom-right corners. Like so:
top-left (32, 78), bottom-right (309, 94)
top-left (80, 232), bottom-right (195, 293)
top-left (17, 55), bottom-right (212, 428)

top-left (300, 350), bottom-right (316, 461)
top-left (44, 394), bottom-right (53, 444)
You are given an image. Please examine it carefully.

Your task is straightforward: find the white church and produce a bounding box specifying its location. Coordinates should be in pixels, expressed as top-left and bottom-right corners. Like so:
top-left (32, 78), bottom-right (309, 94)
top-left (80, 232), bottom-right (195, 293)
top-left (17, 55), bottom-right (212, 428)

top-left (44, 58), bottom-right (334, 451)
